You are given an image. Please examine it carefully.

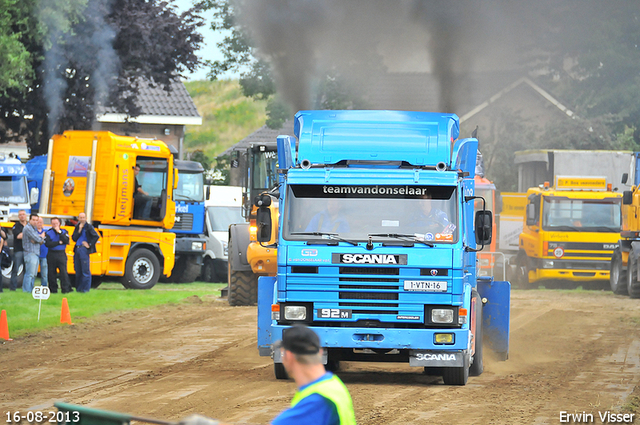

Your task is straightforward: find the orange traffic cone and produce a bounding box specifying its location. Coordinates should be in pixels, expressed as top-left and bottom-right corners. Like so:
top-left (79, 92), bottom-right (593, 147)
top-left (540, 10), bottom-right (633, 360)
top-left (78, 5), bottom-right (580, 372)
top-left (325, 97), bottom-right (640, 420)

top-left (60, 298), bottom-right (73, 325)
top-left (0, 309), bottom-right (11, 341)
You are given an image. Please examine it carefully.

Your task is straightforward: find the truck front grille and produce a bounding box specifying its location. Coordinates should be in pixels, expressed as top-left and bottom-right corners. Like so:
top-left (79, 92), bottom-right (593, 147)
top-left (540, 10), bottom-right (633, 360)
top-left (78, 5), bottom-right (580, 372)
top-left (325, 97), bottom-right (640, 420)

top-left (339, 267), bottom-right (399, 275)
top-left (173, 213), bottom-right (193, 231)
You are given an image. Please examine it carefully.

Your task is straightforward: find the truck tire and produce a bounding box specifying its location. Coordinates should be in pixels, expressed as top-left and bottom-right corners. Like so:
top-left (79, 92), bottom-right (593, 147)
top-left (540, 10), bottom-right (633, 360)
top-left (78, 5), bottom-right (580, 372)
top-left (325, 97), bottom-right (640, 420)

top-left (171, 256), bottom-right (201, 283)
top-left (202, 258), bottom-right (227, 283)
top-left (1, 259), bottom-right (23, 289)
top-left (227, 236), bottom-right (258, 306)
top-left (214, 259), bottom-right (228, 283)
top-left (610, 248), bottom-right (628, 295)
top-left (124, 248), bottom-right (160, 290)
top-left (514, 252), bottom-right (534, 290)
top-left (627, 248), bottom-right (640, 298)
top-left (469, 290), bottom-right (484, 377)
top-left (274, 362), bottom-right (289, 380)
top-left (442, 355), bottom-right (469, 386)
top-left (228, 268), bottom-right (258, 306)
top-left (91, 277), bottom-right (103, 289)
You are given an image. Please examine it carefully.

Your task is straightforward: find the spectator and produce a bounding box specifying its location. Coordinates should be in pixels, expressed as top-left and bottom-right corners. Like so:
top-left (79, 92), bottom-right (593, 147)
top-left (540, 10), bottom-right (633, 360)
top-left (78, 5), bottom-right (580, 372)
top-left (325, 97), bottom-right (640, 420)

top-left (22, 213), bottom-right (45, 293)
top-left (72, 212), bottom-right (100, 293)
top-left (36, 217), bottom-right (48, 288)
top-left (45, 217), bottom-right (72, 294)
top-left (272, 325), bottom-right (357, 425)
top-left (10, 209), bottom-right (28, 291)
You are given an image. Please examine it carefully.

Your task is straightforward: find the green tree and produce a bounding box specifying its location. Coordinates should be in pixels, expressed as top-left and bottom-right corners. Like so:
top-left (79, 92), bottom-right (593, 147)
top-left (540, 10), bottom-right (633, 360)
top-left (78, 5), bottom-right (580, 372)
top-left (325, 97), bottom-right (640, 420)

top-left (536, 2), bottom-right (640, 144)
top-left (0, 0), bottom-right (204, 155)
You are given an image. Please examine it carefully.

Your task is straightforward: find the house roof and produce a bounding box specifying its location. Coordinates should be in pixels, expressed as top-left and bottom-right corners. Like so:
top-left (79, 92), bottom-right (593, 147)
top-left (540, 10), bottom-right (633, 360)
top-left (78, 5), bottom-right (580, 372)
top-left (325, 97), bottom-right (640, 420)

top-left (97, 79), bottom-right (202, 126)
top-left (220, 120), bottom-right (296, 157)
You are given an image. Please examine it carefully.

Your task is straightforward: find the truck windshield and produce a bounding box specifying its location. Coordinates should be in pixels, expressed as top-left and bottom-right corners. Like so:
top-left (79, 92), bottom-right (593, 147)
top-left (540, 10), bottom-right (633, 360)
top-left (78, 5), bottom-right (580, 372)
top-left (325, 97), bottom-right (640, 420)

top-left (542, 196), bottom-right (621, 232)
top-left (283, 184), bottom-right (458, 243)
top-left (251, 148), bottom-right (278, 194)
top-left (207, 206), bottom-right (244, 231)
top-left (175, 172), bottom-right (204, 202)
top-left (0, 176), bottom-right (28, 203)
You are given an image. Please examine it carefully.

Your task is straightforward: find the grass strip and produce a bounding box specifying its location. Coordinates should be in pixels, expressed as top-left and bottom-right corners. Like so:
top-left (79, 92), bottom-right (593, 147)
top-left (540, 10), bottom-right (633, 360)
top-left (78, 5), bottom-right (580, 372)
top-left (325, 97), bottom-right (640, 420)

top-left (0, 282), bottom-right (225, 337)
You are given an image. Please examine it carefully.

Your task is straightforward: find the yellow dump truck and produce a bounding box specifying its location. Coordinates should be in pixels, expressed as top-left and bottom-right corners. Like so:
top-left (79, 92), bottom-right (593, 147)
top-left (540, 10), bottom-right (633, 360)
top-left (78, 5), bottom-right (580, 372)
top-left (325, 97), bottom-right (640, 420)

top-left (515, 176), bottom-right (622, 289)
top-left (37, 131), bottom-right (177, 289)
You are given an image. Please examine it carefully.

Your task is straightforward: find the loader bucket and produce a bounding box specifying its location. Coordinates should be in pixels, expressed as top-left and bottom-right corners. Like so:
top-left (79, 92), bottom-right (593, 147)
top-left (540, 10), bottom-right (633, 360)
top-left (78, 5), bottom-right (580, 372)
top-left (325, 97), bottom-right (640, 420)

top-left (477, 278), bottom-right (510, 360)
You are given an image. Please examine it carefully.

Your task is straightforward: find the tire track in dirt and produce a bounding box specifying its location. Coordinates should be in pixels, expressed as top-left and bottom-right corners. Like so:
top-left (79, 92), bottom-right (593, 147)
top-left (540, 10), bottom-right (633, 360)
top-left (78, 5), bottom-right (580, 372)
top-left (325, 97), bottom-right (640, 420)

top-left (2, 291), bottom-right (640, 425)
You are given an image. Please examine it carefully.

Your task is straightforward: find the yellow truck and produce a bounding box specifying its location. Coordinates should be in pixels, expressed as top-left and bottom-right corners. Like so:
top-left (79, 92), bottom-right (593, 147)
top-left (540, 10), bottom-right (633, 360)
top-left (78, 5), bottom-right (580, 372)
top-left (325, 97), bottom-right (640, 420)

top-left (37, 131), bottom-right (177, 289)
top-left (515, 176), bottom-right (622, 289)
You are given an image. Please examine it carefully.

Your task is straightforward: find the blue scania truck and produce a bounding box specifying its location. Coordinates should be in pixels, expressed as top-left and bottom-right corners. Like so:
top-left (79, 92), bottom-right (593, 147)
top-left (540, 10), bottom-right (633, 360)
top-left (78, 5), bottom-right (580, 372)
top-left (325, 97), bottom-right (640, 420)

top-left (256, 110), bottom-right (510, 385)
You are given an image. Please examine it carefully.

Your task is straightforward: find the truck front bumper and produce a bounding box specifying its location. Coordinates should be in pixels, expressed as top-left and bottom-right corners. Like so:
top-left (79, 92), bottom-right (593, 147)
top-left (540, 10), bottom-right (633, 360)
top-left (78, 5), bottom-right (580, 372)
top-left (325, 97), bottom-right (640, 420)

top-left (174, 237), bottom-right (206, 258)
top-left (263, 324), bottom-right (469, 353)
top-left (532, 268), bottom-right (609, 282)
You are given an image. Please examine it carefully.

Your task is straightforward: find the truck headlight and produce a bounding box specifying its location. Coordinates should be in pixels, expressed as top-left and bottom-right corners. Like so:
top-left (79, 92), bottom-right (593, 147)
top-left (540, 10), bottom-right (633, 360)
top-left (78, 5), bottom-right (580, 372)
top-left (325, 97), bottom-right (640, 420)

top-left (191, 241), bottom-right (203, 251)
top-left (431, 308), bottom-right (454, 324)
top-left (284, 306), bottom-right (307, 321)
top-left (542, 260), bottom-right (554, 269)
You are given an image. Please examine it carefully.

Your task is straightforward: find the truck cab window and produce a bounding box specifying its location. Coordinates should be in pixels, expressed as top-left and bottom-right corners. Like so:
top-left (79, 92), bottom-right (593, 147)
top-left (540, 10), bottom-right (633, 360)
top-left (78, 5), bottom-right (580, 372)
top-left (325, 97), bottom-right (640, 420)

top-left (134, 158), bottom-right (169, 221)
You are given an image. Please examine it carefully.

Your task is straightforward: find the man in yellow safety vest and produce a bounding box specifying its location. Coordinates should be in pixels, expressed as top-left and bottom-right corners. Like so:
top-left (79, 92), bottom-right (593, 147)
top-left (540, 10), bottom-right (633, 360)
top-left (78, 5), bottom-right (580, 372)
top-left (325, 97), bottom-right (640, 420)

top-left (272, 325), bottom-right (357, 425)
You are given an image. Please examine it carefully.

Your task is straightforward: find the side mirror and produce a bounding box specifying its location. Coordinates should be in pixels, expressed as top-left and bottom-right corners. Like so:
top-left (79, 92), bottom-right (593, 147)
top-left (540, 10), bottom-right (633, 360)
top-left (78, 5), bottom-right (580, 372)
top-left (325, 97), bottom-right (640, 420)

top-left (623, 190), bottom-right (633, 205)
top-left (526, 203), bottom-right (537, 226)
top-left (475, 210), bottom-right (492, 245)
top-left (622, 173), bottom-right (629, 185)
top-left (256, 206), bottom-right (272, 243)
top-left (30, 187), bottom-right (39, 205)
top-left (173, 169), bottom-right (179, 190)
top-left (205, 186), bottom-right (211, 200)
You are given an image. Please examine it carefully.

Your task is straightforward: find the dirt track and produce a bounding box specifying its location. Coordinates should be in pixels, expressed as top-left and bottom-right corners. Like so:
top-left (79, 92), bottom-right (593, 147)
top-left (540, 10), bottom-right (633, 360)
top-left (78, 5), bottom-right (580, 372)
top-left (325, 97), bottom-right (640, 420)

top-left (2, 290), bottom-right (640, 424)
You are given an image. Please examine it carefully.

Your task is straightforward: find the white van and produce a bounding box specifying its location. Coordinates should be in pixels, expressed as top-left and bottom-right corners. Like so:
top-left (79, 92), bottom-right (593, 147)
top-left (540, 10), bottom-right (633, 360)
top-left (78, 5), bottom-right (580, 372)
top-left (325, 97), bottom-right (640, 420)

top-left (201, 185), bottom-right (244, 282)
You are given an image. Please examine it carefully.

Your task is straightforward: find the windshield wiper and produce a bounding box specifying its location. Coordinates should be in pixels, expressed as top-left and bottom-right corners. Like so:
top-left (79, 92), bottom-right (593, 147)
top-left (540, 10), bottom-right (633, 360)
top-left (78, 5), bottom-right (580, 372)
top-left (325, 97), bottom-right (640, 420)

top-left (368, 233), bottom-right (434, 247)
top-left (176, 195), bottom-right (199, 202)
top-left (588, 226), bottom-right (621, 233)
top-left (291, 232), bottom-right (359, 246)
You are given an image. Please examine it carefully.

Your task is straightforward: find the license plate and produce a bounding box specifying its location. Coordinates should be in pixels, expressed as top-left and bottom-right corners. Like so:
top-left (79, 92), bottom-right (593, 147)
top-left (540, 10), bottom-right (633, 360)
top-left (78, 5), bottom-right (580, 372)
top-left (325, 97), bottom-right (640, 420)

top-left (404, 280), bottom-right (447, 292)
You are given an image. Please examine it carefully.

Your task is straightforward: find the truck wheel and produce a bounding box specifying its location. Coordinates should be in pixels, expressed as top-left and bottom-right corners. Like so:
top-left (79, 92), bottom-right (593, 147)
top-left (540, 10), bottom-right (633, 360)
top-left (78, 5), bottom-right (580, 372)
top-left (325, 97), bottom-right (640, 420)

top-left (274, 362), bottom-right (289, 380)
top-left (469, 290), bottom-right (484, 377)
top-left (227, 236), bottom-right (258, 306)
top-left (1, 259), bottom-right (23, 288)
top-left (124, 248), bottom-right (160, 290)
top-left (515, 253), bottom-right (533, 289)
top-left (627, 248), bottom-right (640, 298)
top-left (442, 356), bottom-right (469, 386)
top-left (326, 359), bottom-right (340, 372)
top-left (214, 259), bottom-right (228, 283)
top-left (228, 268), bottom-right (258, 306)
top-left (91, 277), bottom-right (103, 289)
top-left (171, 256), bottom-right (201, 283)
top-left (202, 258), bottom-right (215, 282)
top-left (610, 249), bottom-right (628, 295)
